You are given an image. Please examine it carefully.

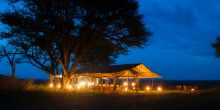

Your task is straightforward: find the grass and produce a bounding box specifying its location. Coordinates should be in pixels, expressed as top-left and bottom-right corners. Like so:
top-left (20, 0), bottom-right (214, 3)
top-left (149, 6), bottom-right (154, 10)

top-left (0, 88), bottom-right (220, 110)
top-left (0, 77), bottom-right (219, 110)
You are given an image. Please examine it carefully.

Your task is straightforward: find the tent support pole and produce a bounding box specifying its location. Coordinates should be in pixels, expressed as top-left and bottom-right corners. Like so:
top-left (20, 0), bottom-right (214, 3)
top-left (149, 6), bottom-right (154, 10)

top-left (113, 76), bottom-right (118, 92)
top-left (127, 72), bottom-right (129, 87)
top-left (101, 74), bottom-right (103, 92)
top-left (135, 76), bottom-right (139, 93)
top-left (151, 78), bottom-right (153, 88)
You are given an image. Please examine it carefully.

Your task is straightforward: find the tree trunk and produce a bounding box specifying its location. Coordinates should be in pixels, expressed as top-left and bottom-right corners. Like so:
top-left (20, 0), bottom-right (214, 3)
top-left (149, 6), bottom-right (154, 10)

top-left (62, 76), bottom-right (69, 88)
top-left (11, 63), bottom-right (15, 80)
top-left (69, 56), bottom-right (80, 79)
top-left (48, 72), bottom-right (54, 83)
top-left (61, 49), bottom-right (71, 88)
top-left (62, 68), bottom-right (69, 88)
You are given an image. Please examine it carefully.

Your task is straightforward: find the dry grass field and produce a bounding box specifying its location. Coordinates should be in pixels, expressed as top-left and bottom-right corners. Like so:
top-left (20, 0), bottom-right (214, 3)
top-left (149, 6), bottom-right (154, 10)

top-left (0, 77), bottom-right (219, 110)
top-left (0, 88), bottom-right (220, 110)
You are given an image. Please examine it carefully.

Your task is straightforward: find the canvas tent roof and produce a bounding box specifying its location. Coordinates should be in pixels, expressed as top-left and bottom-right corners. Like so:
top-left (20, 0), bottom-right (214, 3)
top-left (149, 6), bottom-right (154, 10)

top-left (75, 64), bottom-right (161, 78)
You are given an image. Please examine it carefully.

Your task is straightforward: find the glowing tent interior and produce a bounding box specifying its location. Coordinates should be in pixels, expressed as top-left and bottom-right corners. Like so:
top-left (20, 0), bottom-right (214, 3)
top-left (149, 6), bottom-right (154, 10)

top-left (75, 63), bottom-right (161, 79)
top-left (50, 64), bottom-right (161, 91)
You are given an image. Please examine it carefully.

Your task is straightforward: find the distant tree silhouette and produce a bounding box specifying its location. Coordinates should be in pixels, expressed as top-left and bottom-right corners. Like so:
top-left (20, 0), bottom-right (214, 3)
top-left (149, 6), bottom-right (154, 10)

top-left (0, 45), bottom-right (22, 80)
top-left (212, 37), bottom-right (220, 57)
top-left (0, 0), bottom-right (151, 86)
top-left (12, 37), bottom-right (60, 81)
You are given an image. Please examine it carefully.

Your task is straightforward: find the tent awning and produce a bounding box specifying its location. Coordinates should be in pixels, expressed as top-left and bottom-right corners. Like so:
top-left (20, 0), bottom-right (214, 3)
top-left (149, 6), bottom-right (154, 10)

top-left (75, 64), bottom-right (161, 79)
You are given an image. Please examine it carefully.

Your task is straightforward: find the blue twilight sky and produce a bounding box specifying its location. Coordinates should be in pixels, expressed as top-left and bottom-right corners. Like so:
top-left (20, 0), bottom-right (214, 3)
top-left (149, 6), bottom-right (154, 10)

top-left (0, 0), bottom-right (220, 80)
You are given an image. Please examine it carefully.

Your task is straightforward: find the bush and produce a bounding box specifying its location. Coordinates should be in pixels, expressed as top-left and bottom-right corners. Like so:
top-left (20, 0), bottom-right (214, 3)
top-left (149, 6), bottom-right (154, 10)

top-left (0, 76), bottom-right (24, 90)
top-left (0, 76), bottom-right (39, 91)
top-left (23, 79), bottom-right (34, 90)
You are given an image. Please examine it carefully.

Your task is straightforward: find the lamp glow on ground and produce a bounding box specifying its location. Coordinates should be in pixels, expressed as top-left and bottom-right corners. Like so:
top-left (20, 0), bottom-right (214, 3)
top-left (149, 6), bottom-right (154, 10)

top-left (123, 82), bottom-right (128, 86)
top-left (131, 82), bottom-right (135, 86)
top-left (125, 87), bottom-right (128, 91)
top-left (77, 85), bottom-right (81, 89)
top-left (57, 84), bottom-right (61, 89)
top-left (157, 86), bottom-right (162, 91)
top-left (67, 85), bottom-right (72, 89)
top-left (49, 83), bottom-right (53, 88)
top-left (146, 86), bottom-right (150, 91)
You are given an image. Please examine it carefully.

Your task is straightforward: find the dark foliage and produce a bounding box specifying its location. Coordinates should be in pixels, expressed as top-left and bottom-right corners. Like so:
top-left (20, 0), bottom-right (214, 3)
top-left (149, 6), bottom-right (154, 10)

top-left (0, 0), bottom-right (151, 84)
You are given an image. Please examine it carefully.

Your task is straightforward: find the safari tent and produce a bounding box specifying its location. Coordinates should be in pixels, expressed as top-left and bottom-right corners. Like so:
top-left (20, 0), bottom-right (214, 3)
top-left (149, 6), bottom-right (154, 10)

top-left (50, 64), bottom-right (161, 91)
top-left (75, 63), bottom-right (161, 79)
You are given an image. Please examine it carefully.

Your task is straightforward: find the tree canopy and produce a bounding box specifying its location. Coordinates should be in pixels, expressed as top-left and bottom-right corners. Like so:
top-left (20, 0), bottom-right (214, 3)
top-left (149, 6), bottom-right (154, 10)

top-left (0, 0), bottom-right (152, 86)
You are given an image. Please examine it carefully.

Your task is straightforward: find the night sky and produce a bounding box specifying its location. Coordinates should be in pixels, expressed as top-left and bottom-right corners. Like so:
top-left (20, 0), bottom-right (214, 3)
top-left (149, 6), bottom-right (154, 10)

top-left (0, 0), bottom-right (220, 80)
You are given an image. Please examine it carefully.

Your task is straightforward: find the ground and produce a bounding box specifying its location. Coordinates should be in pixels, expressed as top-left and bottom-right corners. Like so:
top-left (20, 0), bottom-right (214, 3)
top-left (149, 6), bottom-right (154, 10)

top-left (0, 89), bottom-right (220, 110)
top-left (0, 77), bottom-right (219, 110)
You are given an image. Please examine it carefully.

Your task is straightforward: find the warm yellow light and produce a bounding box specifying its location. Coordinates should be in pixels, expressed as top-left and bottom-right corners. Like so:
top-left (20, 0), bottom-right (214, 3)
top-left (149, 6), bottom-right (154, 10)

top-left (133, 87), bottom-right (135, 90)
top-left (87, 82), bottom-right (91, 86)
top-left (157, 86), bottom-right (162, 91)
top-left (146, 86), bottom-right (150, 91)
top-left (67, 85), bottom-right (72, 89)
top-left (125, 87), bottom-right (128, 91)
top-left (77, 85), bottom-right (81, 89)
top-left (191, 88), bottom-right (195, 92)
top-left (87, 82), bottom-right (94, 87)
top-left (131, 82), bottom-right (135, 86)
top-left (49, 83), bottom-right (53, 88)
top-left (91, 82), bottom-right (94, 86)
top-left (123, 82), bottom-right (128, 86)
top-left (57, 84), bottom-right (61, 88)
top-left (79, 81), bottom-right (86, 87)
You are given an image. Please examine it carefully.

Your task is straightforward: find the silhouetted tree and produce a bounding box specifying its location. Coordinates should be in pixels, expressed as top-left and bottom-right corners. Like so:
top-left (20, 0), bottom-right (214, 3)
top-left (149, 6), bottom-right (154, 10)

top-left (0, 45), bottom-right (22, 80)
top-left (212, 37), bottom-right (220, 57)
top-left (0, 0), bottom-right (151, 86)
top-left (4, 32), bottom-right (60, 81)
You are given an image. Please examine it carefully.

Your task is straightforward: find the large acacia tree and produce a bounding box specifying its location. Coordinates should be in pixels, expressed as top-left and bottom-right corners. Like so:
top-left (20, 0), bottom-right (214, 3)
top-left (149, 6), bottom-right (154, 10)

top-left (0, 0), bottom-right (151, 86)
top-left (212, 37), bottom-right (220, 57)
